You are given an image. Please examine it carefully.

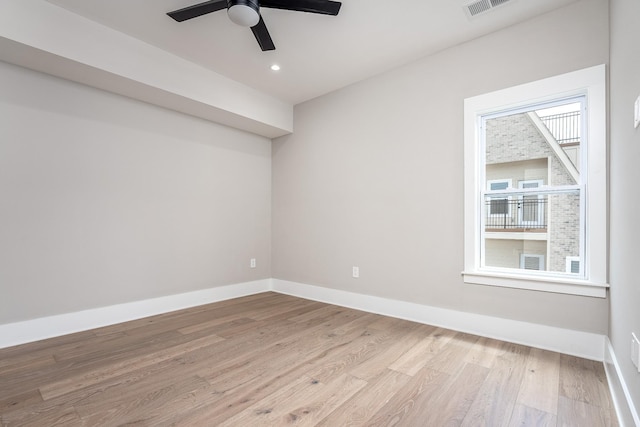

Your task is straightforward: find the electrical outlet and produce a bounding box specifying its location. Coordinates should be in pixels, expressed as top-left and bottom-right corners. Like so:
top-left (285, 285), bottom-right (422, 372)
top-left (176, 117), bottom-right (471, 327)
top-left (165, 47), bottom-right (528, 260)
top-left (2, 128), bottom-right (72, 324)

top-left (635, 96), bottom-right (640, 129)
top-left (352, 266), bottom-right (359, 278)
top-left (632, 333), bottom-right (640, 372)
top-left (250, 258), bottom-right (256, 269)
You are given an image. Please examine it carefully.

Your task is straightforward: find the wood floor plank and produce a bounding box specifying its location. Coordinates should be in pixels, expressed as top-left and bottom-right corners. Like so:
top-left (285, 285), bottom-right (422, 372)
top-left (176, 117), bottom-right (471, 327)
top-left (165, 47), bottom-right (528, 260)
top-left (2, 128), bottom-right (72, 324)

top-left (508, 404), bottom-right (557, 427)
top-left (464, 335), bottom-right (508, 369)
top-left (158, 313), bottom-right (382, 425)
top-left (460, 342), bottom-right (529, 427)
top-left (410, 362), bottom-right (490, 426)
top-left (1, 402), bottom-right (82, 427)
top-left (0, 389), bottom-right (44, 414)
top-left (218, 373), bottom-right (367, 426)
top-left (559, 354), bottom-right (612, 411)
top-left (348, 323), bottom-right (424, 381)
top-left (0, 293), bottom-right (618, 427)
top-left (516, 347), bottom-right (561, 415)
top-left (364, 366), bottom-right (451, 425)
top-left (0, 352), bottom-right (57, 373)
top-left (315, 369), bottom-right (412, 426)
top-left (557, 395), bottom-right (609, 427)
top-left (75, 375), bottom-right (210, 425)
top-left (177, 312), bottom-right (253, 335)
top-left (302, 315), bottom-right (406, 384)
top-left (0, 329), bottom-right (97, 359)
top-left (245, 298), bottom-right (324, 321)
top-left (422, 331), bottom-right (480, 375)
top-left (197, 311), bottom-right (379, 391)
top-left (38, 333), bottom-right (225, 400)
top-left (388, 326), bottom-right (452, 376)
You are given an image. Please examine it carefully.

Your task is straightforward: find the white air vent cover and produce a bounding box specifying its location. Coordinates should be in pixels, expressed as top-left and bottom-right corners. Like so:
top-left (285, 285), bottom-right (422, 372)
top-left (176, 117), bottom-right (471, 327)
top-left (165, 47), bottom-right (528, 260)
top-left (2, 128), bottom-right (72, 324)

top-left (464, 0), bottom-right (514, 18)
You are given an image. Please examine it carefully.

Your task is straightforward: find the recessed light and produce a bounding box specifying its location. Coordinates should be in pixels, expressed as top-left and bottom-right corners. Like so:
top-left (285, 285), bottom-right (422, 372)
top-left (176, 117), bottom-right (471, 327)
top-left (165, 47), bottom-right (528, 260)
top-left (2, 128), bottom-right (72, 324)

top-left (270, 64), bottom-right (280, 71)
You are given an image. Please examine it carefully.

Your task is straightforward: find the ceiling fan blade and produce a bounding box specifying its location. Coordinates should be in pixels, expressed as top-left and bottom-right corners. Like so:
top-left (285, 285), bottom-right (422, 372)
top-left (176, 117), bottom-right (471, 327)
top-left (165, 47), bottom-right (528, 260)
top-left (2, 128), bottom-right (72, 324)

top-left (251, 16), bottom-right (276, 51)
top-left (260, 0), bottom-right (341, 15)
top-left (167, 0), bottom-right (227, 22)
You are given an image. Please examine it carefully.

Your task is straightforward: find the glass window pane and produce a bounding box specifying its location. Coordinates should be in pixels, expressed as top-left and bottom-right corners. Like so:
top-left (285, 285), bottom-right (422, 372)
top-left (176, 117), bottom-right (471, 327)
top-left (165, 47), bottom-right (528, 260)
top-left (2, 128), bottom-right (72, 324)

top-left (483, 191), bottom-right (580, 274)
top-left (485, 102), bottom-right (582, 189)
top-left (481, 99), bottom-right (584, 277)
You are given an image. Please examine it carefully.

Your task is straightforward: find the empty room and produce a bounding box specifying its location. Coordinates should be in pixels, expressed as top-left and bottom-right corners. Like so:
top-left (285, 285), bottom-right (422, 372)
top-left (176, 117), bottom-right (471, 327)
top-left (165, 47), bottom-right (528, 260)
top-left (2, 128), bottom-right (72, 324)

top-left (0, 0), bottom-right (638, 425)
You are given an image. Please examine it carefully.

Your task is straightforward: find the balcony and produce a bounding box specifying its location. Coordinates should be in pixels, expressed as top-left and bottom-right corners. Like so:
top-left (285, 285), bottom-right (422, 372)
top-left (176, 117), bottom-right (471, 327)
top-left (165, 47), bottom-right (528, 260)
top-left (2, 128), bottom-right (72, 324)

top-left (538, 111), bottom-right (580, 145)
top-left (485, 196), bottom-right (547, 232)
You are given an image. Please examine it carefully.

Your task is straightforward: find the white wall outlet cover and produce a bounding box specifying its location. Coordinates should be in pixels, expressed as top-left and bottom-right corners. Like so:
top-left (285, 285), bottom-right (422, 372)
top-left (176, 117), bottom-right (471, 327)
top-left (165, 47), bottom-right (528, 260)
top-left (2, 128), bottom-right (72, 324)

top-left (352, 266), bottom-right (359, 278)
top-left (250, 258), bottom-right (256, 268)
top-left (634, 96), bottom-right (640, 129)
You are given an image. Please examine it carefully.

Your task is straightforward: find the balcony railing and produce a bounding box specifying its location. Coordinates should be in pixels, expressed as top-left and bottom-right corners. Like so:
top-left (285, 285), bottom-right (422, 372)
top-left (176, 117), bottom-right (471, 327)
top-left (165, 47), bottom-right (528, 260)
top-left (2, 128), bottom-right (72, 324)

top-left (538, 111), bottom-right (580, 145)
top-left (485, 196), bottom-right (547, 230)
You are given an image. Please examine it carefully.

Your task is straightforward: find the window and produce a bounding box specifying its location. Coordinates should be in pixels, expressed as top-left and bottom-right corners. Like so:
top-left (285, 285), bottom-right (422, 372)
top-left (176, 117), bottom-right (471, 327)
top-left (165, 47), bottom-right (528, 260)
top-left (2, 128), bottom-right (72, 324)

top-left (463, 65), bottom-right (607, 297)
top-left (487, 179), bottom-right (511, 217)
top-left (566, 256), bottom-right (580, 274)
top-left (518, 180), bottom-right (544, 227)
top-left (521, 254), bottom-right (545, 271)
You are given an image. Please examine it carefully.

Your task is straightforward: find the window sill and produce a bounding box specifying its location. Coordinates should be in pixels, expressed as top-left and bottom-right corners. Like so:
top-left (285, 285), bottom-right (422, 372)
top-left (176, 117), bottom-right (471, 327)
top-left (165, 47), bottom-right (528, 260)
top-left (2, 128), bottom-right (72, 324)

top-left (462, 271), bottom-right (608, 298)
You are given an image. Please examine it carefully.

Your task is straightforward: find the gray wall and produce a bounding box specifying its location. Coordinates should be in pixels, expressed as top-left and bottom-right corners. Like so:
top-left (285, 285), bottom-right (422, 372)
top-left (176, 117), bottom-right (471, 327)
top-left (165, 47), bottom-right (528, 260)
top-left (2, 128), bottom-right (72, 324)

top-left (272, 0), bottom-right (609, 334)
top-left (0, 61), bottom-right (272, 323)
top-left (609, 0), bottom-right (640, 416)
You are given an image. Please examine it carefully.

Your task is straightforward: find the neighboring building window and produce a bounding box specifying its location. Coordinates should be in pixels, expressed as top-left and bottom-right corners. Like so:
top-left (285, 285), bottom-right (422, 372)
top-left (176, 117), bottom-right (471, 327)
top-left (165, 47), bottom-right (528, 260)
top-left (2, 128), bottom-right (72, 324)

top-left (463, 65), bottom-right (607, 297)
top-left (518, 180), bottom-right (544, 227)
top-left (486, 179), bottom-right (511, 218)
top-left (566, 256), bottom-right (580, 274)
top-left (520, 254), bottom-right (545, 271)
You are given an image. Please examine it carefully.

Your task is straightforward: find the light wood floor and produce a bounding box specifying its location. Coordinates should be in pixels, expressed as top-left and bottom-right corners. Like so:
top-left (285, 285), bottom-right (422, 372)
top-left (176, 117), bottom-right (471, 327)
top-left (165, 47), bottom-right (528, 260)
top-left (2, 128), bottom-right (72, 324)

top-left (0, 292), bottom-right (617, 426)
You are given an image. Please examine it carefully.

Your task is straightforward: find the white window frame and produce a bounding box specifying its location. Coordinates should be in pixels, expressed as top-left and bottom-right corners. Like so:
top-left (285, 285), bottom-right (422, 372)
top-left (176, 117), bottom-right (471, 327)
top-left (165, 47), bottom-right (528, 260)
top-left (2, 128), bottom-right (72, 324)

top-left (463, 65), bottom-right (608, 298)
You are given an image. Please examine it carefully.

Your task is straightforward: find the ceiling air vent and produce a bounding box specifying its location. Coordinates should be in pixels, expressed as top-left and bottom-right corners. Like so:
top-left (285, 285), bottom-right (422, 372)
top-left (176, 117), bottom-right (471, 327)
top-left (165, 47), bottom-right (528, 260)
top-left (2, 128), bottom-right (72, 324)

top-left (464, 0), bottom-right (514, 18)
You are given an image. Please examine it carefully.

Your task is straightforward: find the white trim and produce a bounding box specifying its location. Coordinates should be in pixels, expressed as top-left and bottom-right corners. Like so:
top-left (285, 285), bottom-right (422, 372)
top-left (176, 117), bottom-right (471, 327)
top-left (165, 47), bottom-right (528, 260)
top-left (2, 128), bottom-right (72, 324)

top-left (0, 279), bottom-right (271, 349)
top-left (272, 279), bottom-right (605, 361)
top-left (604, 337), bottom-right (640, 427)
top-left (464, 64), bottom-right (607, 293)
top-left (485, 232), bottom-right (547, 240)
top-left (0, 278), bottom-right (608, 362)
top-left (462, 271), bottom-right (607, 298)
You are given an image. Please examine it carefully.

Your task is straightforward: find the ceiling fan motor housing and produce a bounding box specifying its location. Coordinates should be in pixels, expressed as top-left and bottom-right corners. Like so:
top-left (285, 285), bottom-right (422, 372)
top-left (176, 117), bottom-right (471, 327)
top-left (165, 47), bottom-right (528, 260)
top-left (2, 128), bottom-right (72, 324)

top-left (168, 0), bottom-right (341, 51)
top-left (227, 0), bottom-right (260, 27)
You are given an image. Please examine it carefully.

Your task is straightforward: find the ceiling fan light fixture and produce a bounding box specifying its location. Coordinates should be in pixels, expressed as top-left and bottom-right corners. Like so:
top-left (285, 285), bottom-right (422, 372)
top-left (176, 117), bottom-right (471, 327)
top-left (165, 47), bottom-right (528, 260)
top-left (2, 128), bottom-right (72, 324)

top-left (227, 0), bottom-right (260, 27)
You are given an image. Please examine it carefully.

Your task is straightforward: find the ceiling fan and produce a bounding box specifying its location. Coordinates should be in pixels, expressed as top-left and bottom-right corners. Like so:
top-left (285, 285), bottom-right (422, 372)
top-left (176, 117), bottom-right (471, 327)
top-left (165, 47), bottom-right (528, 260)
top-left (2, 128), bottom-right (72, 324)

top-left (167, 0), bottom-right (342, 51)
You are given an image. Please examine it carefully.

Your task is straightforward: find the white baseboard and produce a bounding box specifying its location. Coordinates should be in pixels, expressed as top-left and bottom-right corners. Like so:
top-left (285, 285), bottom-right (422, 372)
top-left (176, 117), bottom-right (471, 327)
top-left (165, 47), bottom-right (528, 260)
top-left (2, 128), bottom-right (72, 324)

top-left (271, 279), bottom-right (606, 361)
top-left (0, 279), bottom-right (270, 349)
top-left (0, 278), bottom-right (607, 363)
top-left (604, 337), bottom-right (640, 427)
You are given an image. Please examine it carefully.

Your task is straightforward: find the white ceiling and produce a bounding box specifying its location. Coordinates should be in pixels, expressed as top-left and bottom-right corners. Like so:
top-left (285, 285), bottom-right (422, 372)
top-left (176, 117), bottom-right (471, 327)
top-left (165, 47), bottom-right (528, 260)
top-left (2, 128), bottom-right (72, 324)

top-left (46, 0), bottom-right (579, 105)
